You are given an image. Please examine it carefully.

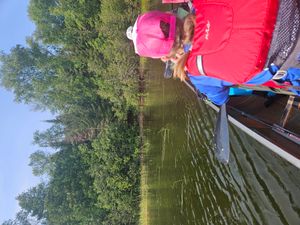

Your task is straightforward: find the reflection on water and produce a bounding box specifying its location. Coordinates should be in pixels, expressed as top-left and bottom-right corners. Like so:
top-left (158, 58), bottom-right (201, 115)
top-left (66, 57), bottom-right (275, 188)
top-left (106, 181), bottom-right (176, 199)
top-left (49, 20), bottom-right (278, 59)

top-left (144, 60), bottom-right (300, 225)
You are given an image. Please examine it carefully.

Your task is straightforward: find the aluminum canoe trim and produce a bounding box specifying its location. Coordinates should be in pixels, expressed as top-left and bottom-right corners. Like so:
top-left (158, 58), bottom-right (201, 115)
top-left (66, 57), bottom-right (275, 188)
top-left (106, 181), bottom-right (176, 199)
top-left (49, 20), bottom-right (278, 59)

top-left (206, 101), bottom-right (300, 169)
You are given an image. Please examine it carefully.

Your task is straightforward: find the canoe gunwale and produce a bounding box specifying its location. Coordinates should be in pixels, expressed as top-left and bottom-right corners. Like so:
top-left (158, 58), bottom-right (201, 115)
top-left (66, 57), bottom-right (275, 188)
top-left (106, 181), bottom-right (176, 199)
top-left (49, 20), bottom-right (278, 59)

top-left (183, 79), bottom-right (300, 168)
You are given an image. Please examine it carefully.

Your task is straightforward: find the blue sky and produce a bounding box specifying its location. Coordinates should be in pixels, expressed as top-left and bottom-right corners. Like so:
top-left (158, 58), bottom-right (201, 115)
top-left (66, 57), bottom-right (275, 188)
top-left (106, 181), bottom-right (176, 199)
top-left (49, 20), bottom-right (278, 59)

top-left (0, 0), bottom-right (52, 223)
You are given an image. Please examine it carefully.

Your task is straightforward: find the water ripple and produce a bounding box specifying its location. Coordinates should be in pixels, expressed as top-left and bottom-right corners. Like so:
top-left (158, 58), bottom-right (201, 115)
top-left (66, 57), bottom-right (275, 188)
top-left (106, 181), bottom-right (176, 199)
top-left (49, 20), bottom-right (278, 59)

top-left (145, 61), bottom-right (300, 225)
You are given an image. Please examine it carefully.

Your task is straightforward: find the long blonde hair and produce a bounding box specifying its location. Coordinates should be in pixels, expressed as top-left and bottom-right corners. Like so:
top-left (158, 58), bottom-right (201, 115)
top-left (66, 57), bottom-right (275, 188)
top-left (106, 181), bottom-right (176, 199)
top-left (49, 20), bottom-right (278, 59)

top-left (172, 14), bottom-right (196, 81)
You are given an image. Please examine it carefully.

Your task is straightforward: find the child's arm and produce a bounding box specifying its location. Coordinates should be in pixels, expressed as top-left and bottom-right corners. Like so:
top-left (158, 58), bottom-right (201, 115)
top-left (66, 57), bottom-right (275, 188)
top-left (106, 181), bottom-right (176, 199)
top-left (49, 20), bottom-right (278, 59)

top-left (188, 74), bottom-right (232, 105)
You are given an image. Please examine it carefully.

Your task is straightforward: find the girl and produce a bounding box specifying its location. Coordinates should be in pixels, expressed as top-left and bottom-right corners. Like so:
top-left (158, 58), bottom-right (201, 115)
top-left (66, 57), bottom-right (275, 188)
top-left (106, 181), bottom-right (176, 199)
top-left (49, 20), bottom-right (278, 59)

top-left (126, 0), bottom-right (300, 105)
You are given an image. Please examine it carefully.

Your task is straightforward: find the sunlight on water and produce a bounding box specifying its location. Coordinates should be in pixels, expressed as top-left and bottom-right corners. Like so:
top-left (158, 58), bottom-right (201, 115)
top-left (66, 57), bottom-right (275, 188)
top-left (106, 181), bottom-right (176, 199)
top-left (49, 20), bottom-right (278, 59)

top-left (144, 60), bottom-right (300, 225)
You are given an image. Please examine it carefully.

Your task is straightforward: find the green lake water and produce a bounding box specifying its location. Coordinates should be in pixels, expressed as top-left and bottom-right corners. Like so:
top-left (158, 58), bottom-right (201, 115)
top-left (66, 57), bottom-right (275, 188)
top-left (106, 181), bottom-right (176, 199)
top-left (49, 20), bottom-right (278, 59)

top-left (143, 59), bottom-right (300, 225)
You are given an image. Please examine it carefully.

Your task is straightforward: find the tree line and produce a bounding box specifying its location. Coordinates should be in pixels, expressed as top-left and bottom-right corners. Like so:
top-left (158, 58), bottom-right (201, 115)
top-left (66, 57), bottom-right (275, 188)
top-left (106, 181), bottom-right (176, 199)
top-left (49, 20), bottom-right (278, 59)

top-left (1, 0), bottom-right (142, 224)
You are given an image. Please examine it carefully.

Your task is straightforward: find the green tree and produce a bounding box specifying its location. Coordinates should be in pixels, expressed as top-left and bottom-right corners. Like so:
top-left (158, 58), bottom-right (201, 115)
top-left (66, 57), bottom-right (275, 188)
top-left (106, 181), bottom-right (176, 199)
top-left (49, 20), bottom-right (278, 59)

top-left (33, 122), bottom-right (64, 149)
top-left (29, 150), bottom-right (53, 177)
top-left (0, 39), bottom-right (102, 113)
top-left (17, 183), bottom-right (47, 220)
top-left (0, 43), bottom-right (56, 110)
top-left (45, 146), bottom-right (105, 225)
top-left (82, 121), bottom-right (140, 224)
top-left (28, 0), bottom-right (64, 44)
top-left (2, 210), bottom-right (47, 225)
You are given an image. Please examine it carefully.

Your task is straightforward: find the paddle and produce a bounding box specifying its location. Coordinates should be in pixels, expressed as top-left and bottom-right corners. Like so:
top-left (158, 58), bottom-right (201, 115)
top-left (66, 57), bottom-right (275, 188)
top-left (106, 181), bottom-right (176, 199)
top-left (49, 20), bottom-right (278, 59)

top-left (214, 104), bottom-right (230, 164)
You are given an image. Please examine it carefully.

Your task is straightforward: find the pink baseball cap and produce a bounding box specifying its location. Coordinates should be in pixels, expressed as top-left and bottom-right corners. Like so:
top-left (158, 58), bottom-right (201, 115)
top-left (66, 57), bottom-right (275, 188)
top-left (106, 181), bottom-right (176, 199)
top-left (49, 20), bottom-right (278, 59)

top-left (127, 11), bottom-right (176, 58)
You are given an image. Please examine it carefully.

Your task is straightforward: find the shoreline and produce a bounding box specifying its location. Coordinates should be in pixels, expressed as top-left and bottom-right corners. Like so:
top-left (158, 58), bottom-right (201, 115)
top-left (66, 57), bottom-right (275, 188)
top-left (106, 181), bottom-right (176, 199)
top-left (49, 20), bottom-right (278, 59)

top-left (138, 57), bottom-right (149, 225)
top-left (138, 3), bottom-right (150, 225)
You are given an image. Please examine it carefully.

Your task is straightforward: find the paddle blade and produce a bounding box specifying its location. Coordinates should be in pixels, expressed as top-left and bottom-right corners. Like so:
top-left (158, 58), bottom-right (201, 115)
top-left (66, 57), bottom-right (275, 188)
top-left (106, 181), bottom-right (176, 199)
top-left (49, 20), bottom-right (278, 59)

top-left (214, 104), bottom-right (230, 164)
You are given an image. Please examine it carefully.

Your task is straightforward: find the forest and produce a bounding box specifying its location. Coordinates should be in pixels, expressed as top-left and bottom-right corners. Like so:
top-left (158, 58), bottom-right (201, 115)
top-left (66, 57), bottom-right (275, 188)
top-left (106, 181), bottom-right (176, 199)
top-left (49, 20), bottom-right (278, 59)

top-left (0, 0), bottom-right (142, 224)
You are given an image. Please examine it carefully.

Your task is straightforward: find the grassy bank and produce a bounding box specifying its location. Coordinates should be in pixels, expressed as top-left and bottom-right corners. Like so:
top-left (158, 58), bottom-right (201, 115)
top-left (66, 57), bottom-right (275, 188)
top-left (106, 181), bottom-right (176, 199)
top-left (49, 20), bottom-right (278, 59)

top-left (139, 142), bottom-right (150, 225)
top-left (139, 0), bottom-right (150, 223)
top-left (139, 57), bottom-right (150, 225)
